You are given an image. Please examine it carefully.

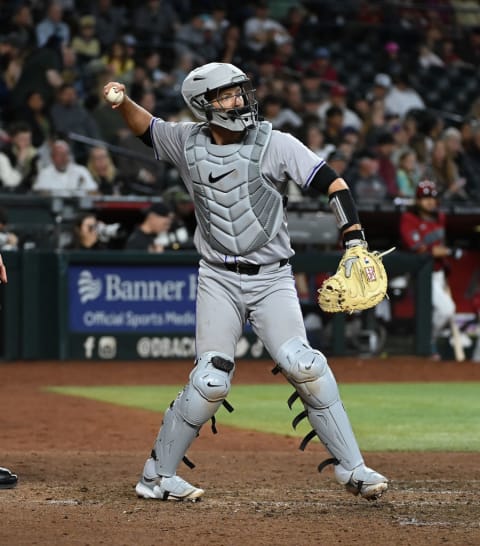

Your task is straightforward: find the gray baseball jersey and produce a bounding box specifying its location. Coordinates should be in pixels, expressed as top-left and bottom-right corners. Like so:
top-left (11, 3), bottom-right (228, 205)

top-left (149, 118), bottom-right (326, 359)
top-left (150, 119), bottom-right (326, 265)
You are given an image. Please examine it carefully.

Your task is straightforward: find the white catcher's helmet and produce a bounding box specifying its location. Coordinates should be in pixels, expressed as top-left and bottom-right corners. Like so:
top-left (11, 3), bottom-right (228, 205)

top-left (181, 62), bottom-right (258, 132)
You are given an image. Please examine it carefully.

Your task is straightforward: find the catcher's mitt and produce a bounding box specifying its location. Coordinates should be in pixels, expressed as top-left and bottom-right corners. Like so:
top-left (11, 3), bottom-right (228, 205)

top-left (317, 246), bottom-right (394, 313)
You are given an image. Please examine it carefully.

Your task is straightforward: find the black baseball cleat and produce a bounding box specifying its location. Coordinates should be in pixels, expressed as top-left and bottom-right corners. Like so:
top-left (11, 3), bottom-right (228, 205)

top-left (0, 467), bottom-right (18, 489)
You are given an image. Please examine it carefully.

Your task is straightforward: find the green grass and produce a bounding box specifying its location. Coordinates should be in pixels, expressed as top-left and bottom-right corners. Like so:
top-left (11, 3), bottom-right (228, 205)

top-left (45, 383), bottom-right (480, 452)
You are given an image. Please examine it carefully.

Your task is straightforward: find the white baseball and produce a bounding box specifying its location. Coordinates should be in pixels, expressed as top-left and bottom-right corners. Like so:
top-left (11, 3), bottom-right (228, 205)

top-left (106, 86), bottom-right (124, 105)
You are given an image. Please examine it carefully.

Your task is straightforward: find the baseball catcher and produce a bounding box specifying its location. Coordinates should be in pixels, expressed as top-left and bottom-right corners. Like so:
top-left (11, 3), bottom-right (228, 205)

top-left (104, 62), bottom-right (388, 504)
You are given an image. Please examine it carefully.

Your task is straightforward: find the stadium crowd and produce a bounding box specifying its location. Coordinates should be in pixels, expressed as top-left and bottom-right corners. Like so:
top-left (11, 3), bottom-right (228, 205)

top-left (1, 0), bottom-right (480, 230)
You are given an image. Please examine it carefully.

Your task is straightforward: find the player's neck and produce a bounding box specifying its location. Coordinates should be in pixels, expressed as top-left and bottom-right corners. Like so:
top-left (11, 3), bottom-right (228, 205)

top-left (209, 125), bottom-right (245, 145)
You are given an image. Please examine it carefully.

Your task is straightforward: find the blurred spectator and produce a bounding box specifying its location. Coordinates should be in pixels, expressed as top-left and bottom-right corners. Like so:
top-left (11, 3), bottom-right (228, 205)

top-left (0, 33), bottom-right (27, 118)
top-left (301, 70), bottom-right (325, 103)
top-left (282, 3), bottom-right (309, 43)
top-left (0, 207), bottom-right (18, 251)
top-left (377, 40), bottom-right (405, 75)
top-left (219, 24), bottom-right (243, 65)
top-left (269, 34), bottom-right (301, 76)
top-left (98, 40), bottom-right (135, 87)
top-left (422, 24), bottom-right (445, 61)
top-left (0, 121), bottom-right (39, 193)
top-left (317, 84), bottom-right (362, 132)
top-left (361, 98), bottom-right (389, 148)
top-left (399, 180), bottom-right (458, 359)
top-left (139, 49), bottom-right (174, 103)
top-left (414, 111), bottom-right (445, 165)
top-left (305, 46), bottom-right (338, 85)
top-left (86, 145), bottom-right (128, 196)
top-left (168, 51), bottom-right (195, 100)
top-left (70, 15), bottom-right (101, 70)
top-left (0, 144), bottom-right (22, 192)
top-left (374, 131), bottom-right (398, 198)
top-left (64, 212), bottom-right (108, 250)
top-left (384, 71), bottom-right (426, 120)
top-left (174, 14), bottom-right (220, 66)
top-left (423, 138), bottom-right (467, 202)
top-left (441, 126), bottom-right (468, 184)
top-left (302, 92), bottom-right (324, 120)
top-left (163, 185), bottom-right (196, 242)
top-left (349, 150), bottom-right (389, 206)
top-left (91, 0), bottom-right (128, 51)
top-left (261, 94), bottom-right (302, 131)
top-left (6, 4), bottom-right (36, 50)
top-left (395, 148), bottom-right (423, 198)
top-left (10, 34), bottom-right (64, 117)
top-left (17, 91), bottom-right (53, 148)
top-left (35, 1), bottom-right (70, 47)
top-left (438, 38), bottom-right (466, 67)
top-left (50, 83), bottom-right (100, 138)
top-left (366, 73), bottom-right (392, 104)
top-left (322, 105), bottom-right (345, 148)
top-left (418, 41), bottom-right (445, 69)
top-left (301, 121), bottom-right (334, 159)
top-left (243, 2), bottom-right (290, 54)
top-left (33, 139), bottom-right (98, 196)
top-left (132, 0), bottom-right (179, 50)
top-left (49, 83), bottom-right (102, 161)
top-left (462, 121), bottom-right (480, 201)
top-left (458, 25), bottom-right (480, 68)
top-left (453, 3), bottom-right (480, 32)
top-left (59, 45), bottom-right (84, 95)
top-left (125, 202), bottom-right (174, 253)
top-left (327, 149), bottom-right (350, 178)
top-left (282, 80), bottom-right (305, 116)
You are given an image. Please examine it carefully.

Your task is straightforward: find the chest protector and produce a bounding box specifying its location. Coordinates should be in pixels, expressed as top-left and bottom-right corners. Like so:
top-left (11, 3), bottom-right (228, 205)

top-left (185, 121), bottom-right (284, 255)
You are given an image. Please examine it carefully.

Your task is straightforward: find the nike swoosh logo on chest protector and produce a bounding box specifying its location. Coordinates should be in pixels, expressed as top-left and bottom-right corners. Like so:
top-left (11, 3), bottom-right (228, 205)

top-left (208, 169), bottom-right (236, 183)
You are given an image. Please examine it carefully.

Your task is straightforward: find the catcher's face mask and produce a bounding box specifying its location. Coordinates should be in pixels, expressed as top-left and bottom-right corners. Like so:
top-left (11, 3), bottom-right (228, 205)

top-left (181, 62), bottom-right (258, 132)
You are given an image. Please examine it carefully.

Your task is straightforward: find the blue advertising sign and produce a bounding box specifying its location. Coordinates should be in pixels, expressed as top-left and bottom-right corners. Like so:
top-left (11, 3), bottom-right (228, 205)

top-left (68, 265), bottom-right (198, 333)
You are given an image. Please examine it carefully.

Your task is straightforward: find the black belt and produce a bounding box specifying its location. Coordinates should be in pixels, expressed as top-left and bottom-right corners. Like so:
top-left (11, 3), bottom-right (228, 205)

top-left (224, 258), bottom-right (289, 275)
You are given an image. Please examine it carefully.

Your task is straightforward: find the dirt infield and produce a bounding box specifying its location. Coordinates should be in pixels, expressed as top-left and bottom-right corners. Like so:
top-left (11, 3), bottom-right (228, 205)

top-left (1, 357), bottom-right (480, 546)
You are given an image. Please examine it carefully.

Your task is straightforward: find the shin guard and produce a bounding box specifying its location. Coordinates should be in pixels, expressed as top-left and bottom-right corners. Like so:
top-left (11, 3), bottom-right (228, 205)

top-left (276, 336), bottom-right (363, 471)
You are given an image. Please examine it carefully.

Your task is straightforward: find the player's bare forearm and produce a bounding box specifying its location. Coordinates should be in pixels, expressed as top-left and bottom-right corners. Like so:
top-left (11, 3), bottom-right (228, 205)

top-left (0, 253), bottom-right (7, 283)
top-left (103, 82), bottom-right (153, 136)
top-left (117, 96), bottom-right (153, 136)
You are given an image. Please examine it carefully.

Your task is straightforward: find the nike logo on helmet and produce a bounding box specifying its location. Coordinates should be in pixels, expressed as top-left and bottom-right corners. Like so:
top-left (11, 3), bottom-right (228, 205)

top-left (208, 169), bottom-right (235, 183)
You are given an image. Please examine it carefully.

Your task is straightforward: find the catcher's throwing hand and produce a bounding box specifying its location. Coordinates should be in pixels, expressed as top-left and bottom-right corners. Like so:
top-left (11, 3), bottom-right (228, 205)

top-left (103, 82), bottom-right (126, 109)
top-left (318, 246), bottom-right (395, 313)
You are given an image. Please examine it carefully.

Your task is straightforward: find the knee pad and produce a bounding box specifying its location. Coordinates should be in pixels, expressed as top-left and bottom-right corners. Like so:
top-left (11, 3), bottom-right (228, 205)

top-left (177, 351), bottom-right (235, 426)
top-left (190, 351), bottom-right (235, 402)
top-left (276, 336), bottom-right (338, 408)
